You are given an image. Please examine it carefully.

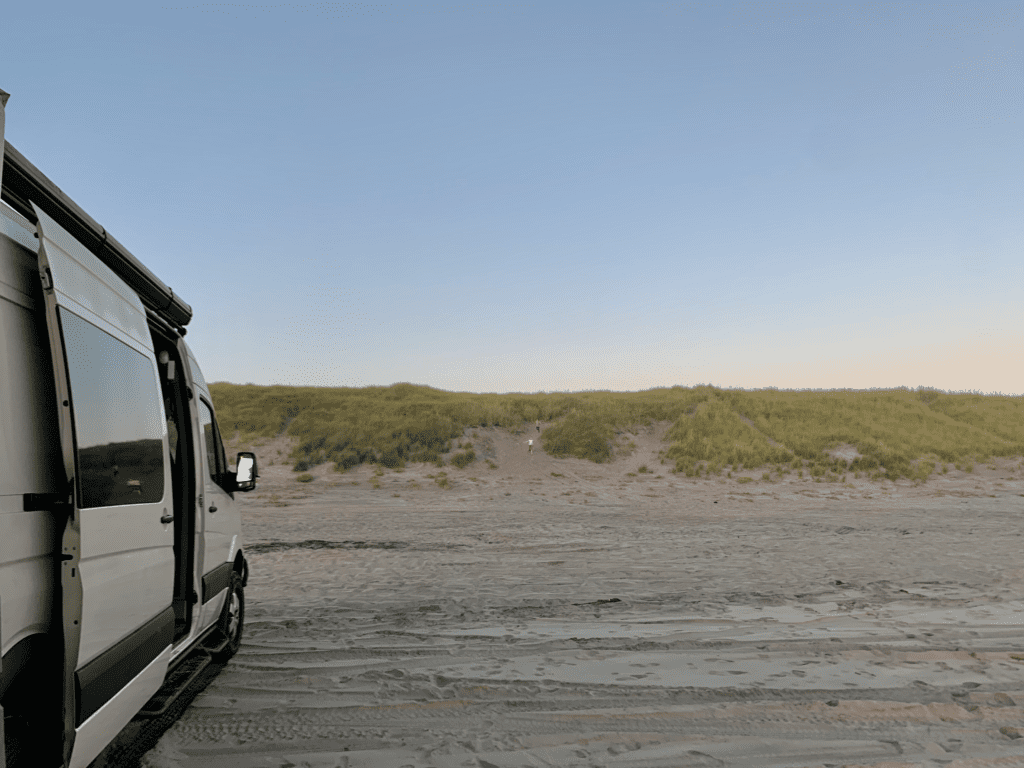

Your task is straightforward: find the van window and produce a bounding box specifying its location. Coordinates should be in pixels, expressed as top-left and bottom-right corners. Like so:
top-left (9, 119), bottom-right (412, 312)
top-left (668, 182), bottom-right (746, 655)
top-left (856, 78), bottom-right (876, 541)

top-left (60, 308), bottom-right (165, 507)
top-left (198, 399), bottom-right (229, 490)
top-left (187, 350), bottom-right (208, 393)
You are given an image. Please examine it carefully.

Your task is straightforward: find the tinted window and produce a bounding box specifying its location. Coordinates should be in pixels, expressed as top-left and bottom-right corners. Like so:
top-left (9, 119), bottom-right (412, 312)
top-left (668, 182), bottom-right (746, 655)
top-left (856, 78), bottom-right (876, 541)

top-left (187, 350), bottom-right (207, 393)
top-left (199, 399), bottom-right (228, 486)
top-left (60, 308), bottom-right (165, 508)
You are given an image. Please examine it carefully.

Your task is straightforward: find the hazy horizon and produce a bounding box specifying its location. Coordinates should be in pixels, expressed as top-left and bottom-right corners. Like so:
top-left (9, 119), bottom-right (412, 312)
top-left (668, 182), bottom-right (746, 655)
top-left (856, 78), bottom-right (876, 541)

top-left (211, 381), bottom-right (1020, 397)
top-left (3, 1), bottom-right (1022, 395)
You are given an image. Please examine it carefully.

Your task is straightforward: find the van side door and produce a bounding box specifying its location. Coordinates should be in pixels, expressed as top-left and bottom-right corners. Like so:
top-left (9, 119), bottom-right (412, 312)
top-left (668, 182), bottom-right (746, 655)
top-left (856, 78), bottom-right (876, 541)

top-left (195, 393), bottom-right (242, 626)
top-left (33, 204), bottom-right (175, 768)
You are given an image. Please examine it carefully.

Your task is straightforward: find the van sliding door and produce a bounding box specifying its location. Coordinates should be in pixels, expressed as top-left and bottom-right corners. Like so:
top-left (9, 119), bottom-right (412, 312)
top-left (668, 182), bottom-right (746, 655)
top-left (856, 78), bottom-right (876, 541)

top-left (32, 203), bottom-right (175, 768)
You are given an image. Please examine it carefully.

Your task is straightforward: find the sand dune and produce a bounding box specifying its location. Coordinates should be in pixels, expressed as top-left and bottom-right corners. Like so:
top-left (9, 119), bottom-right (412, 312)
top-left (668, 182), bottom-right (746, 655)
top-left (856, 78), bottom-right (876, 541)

top-left (137, 426), bottom-right (1024, 768)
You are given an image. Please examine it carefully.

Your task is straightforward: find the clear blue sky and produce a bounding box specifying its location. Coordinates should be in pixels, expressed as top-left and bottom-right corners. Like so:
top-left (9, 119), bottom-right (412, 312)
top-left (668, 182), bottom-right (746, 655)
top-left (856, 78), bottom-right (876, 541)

top-left (3, 1), bottom-right (1022, 394)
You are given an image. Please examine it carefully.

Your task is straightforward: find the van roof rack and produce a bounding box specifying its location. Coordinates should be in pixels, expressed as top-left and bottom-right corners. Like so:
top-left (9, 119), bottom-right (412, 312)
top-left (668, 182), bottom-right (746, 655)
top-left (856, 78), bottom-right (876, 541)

top-left (2, 139), bottom-right (192, 330)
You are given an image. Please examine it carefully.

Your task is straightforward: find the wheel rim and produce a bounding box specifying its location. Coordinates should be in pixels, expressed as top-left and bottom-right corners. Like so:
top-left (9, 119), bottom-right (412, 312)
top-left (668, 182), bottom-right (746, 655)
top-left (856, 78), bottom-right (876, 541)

top-left (226, 590), bottom-right (241, 641)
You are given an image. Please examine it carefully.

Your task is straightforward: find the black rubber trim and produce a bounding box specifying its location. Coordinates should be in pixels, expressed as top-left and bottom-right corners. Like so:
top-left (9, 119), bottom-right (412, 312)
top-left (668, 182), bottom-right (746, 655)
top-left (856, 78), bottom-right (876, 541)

top-left (22, 492), bottom-right (67, 511)
top-left (75, 606), bottom-right (174, 725)
top-left (202, 561), bottom-right (233, 604)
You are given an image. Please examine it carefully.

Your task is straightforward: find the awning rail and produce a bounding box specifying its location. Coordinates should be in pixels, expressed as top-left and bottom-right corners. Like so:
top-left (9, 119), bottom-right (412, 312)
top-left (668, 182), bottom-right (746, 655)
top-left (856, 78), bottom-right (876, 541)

top-left (2, 138), bottom-right (192, 329)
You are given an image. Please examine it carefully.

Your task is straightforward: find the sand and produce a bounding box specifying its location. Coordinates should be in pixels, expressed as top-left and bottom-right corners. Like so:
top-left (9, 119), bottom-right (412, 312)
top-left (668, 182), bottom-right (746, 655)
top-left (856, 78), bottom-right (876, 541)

top-left (139, 424), bottom-right (1024, 768)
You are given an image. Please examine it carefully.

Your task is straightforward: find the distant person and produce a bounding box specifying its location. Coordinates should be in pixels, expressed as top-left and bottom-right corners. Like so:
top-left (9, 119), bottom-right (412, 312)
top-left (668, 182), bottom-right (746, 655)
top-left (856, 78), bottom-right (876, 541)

top-left (528, 439), bottom-right (533, 454)
top-left (536, 420), bottom-right (540, 432)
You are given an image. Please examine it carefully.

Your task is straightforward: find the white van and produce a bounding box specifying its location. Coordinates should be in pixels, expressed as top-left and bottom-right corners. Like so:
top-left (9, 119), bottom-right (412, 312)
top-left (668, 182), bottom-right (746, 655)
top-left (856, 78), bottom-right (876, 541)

top-left (0, 90), bottom-right (258, 768)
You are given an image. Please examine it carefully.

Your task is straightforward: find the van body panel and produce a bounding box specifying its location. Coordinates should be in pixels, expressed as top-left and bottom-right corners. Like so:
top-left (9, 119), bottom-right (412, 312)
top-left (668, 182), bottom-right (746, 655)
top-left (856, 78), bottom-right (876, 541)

top-left (0, 206), bottom-right (60, 500)
top-left (195, 391), bottom-right (239, 627)
top-left (0, 202), bottom-right (40, 305)
top-left (67, 643), bottom-right (172, 768)
top-left (76, 531), bottom-right (174, 668)
top-left (0, 507), bottom-right (57, 655)
top-left (75, 605), bottom-right (174, 725)
top-left (0, 300), bottom-right (61, 493)
top-left (0, 200), bottom-right (36, 251)
top-left (1, 205), bottom-right (61, 694)
top-left (201, 470), bottom-right (235, 579)
top-left (34, 205), bottom-right (153, 355)
top-left (182, 348), bottom-right (243, 627)
top-left (33, 203), bottom-right (175, 761)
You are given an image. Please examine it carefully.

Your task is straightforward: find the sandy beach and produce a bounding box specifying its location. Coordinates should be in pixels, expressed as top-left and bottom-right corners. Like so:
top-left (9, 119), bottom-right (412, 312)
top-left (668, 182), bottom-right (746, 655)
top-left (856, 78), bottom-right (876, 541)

top-left (138, 424), bottom-right (1024, 768)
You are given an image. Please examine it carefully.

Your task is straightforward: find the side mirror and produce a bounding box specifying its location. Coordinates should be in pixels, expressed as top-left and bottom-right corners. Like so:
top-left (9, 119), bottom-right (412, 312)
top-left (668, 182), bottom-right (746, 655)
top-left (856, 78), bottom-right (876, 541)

top-left (235, 452), bottom-right (259, 492)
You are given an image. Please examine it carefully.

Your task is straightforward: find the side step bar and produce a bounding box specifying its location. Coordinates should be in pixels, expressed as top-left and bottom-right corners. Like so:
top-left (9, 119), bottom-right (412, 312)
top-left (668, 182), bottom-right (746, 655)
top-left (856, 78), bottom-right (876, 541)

top-left (136, 633), bottom-right (230, 719)
top-left (84, 633), bottom-right (229, 767)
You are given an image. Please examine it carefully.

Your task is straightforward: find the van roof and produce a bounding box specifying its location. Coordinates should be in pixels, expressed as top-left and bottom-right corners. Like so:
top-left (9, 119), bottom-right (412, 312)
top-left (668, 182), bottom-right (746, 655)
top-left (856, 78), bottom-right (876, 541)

top-left (2, 139), bottom-right (192, 330)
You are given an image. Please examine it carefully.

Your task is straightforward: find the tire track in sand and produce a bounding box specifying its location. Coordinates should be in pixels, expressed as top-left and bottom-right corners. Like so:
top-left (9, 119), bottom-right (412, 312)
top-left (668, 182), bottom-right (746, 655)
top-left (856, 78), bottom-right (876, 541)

top-left (139, 494), bottom-right (1024, 768)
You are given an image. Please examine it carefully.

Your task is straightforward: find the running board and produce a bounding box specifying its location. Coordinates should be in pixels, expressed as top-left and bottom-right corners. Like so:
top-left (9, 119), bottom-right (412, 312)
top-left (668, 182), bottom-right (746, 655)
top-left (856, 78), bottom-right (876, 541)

top-left (136, 634), bottom-right (229, 719)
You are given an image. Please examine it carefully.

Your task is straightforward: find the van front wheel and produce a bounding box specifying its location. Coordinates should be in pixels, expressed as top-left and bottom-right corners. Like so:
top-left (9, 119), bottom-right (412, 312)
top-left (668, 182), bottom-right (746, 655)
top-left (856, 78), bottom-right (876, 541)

top-left (212, 573), bottom-right (244, 662)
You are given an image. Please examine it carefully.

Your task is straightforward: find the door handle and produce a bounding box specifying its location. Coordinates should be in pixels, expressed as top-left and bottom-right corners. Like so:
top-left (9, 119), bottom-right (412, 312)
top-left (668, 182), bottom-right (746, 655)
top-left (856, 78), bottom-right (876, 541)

top-left (209, 505), bottom-right (217, 514)
top-left (160, 513), bottom-right (173, 524)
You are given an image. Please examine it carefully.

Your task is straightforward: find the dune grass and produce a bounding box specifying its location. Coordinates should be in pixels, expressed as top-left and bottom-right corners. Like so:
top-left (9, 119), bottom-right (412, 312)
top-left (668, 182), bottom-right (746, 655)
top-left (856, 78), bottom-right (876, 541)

top-left (209, 382), bottom-right (1024, 484)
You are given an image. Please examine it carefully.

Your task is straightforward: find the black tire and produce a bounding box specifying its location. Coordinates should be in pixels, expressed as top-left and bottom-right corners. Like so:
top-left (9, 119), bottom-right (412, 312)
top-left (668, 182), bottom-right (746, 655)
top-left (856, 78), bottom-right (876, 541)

top-left (211, 572), bottom-right (244, 662)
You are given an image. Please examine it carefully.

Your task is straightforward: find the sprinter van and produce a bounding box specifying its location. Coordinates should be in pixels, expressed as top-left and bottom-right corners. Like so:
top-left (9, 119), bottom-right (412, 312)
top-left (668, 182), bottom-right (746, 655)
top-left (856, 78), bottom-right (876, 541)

top-left (0, 90), bottom-right (258, 767)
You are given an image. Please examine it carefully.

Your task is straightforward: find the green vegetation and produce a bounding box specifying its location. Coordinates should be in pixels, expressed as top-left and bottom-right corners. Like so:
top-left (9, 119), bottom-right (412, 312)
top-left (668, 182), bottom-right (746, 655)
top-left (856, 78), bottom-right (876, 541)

top-left (543, 412), bottom-right (615, 462)
top-left (295, 473), bottom-right (313, 483)
top-left (426, 471), bottom-right (450, 489)
top-left (210, 382), bottom-right (1024, 485)
top-left (450, 447), bottom-right (476, 469)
